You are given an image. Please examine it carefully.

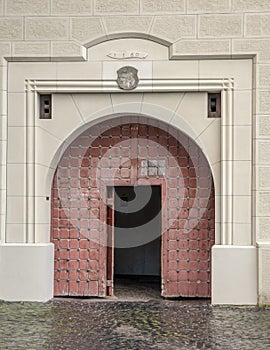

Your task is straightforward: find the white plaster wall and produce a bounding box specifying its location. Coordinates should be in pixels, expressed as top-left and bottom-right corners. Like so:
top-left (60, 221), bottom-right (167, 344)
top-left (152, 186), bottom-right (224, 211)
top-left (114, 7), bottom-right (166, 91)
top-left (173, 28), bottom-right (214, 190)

top-left (3, 47), bottom-right (255, 303)
top-left (0, 1), bottom-right (269, 303)
top-left (6, 55), bottom-right (253, 248)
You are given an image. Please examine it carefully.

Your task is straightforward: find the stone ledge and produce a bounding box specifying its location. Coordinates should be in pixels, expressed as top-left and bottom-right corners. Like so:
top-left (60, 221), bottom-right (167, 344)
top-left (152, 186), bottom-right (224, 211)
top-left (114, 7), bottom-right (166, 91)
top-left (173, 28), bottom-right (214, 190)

top-left (212, 245), bottom-right (257, 305)
top-left (0, 243), bottom-right (54, 302)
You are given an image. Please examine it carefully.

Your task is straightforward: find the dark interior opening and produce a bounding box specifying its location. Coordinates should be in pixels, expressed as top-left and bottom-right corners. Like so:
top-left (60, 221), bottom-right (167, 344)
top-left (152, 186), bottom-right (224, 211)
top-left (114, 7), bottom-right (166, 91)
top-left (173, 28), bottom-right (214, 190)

top-left (114, 185), bottom-right (161, 297)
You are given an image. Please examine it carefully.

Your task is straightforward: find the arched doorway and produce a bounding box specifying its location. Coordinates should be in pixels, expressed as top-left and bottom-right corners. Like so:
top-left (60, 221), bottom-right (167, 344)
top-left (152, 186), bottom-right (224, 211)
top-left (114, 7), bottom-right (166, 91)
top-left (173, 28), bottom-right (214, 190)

top-left (51, 116), bottom-right (215, 298)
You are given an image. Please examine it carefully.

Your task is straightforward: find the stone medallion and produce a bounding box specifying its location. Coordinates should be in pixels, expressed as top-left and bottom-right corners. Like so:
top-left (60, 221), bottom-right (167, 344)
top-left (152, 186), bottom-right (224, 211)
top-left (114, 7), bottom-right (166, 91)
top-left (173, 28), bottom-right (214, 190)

top-left (116, 66), bottom-right (139, 90)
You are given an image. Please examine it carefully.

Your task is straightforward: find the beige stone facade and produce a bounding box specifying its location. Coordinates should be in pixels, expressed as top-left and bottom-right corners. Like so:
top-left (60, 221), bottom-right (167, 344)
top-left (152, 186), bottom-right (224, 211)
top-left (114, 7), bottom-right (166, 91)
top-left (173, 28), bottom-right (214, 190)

top-left (0, 0), bottom-right (269, 305)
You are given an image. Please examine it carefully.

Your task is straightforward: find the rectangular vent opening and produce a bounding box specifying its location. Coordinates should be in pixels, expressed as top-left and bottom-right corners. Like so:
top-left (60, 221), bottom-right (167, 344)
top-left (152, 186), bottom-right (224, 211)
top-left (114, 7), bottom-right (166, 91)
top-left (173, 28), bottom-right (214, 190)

top-left (40, 94), bottom-right (52, 119)
top-left (208, 92), bottom-right (221, 118)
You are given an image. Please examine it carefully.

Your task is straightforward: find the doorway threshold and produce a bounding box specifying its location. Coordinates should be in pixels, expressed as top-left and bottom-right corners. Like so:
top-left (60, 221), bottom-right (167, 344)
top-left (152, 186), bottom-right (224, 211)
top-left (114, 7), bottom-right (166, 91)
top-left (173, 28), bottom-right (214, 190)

top-left (113, 275), bottom-right (161, 302)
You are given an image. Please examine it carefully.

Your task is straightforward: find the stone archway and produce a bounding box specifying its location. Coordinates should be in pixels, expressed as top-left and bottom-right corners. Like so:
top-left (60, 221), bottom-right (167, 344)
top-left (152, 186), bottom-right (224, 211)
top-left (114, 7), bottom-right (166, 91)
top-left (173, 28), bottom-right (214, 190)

top-left (51, 115), bottom-right (215, 298)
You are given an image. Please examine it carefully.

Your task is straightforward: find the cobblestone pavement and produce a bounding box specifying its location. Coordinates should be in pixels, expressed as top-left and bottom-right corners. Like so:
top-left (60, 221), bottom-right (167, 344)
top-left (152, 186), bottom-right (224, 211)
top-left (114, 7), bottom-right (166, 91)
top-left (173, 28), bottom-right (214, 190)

top-left (0, 284), bottom-right (270, 350)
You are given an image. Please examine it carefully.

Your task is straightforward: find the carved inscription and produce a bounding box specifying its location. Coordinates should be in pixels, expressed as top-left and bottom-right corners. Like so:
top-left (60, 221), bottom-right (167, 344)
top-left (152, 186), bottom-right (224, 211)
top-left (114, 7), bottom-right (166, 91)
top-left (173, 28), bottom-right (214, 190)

top-left (107, 51), bottom-right (148, 59)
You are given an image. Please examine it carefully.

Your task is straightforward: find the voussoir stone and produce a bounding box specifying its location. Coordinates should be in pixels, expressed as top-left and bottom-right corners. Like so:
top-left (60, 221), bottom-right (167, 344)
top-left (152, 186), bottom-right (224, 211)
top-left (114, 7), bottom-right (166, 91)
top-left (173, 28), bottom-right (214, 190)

top-left (51, 42), bottom-right (86, 59)
top-left (104, 16), bottom-right (152, 35)
top-left (152, 16), bottom-right (196, 43)
top-left (71, 17), bottom-right (105, 44)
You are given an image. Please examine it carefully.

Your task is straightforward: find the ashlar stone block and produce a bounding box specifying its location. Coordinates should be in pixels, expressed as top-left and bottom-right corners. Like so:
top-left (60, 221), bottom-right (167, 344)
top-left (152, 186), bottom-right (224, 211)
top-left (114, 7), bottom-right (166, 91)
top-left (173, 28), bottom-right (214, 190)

top-left (141, 0), bottom-right (185, 14)
top-left (173, 39), bottom-right (230, 57)
top-left (233, 0), bottom-right (270, 12)
top-left (95, 0), bottom-right (138, 14)
top-left (258, 192), bottom-right (270, 216)
top-left (258, 65), bottom-right (270, 88)
top-left (51, 42), bottom-right (86, 61)
top-left (187, 0), bottom-right (230, 13)
top-left (13, 42), bottom-right (50, 58)
top-left (258, 167), bottom-right (270, 189)
top-left (246, 14), bottom-right (270, 37)
top-left (234, 39), bottom-right (270, 62)
top-left (26, 18), bottom-right (69, 41)
top-left (104, 16), bottom-right (152, 37)
top-left (258, 218), bottom-right (270, 240)
top-left (0, 18), bottom-right (23, 40)
top-left (258, 141), bottom-right (270, 164)
top-left (0, 43), bottom-right (11, 58)
top-left (6, 0), bottom-right (49, 15)
top-left (258, 91), bottom-right (270, 114)
top-left (258, 115), bottom-right (270, 137)
top-left (151, 15), bottom-right (196, 43)
top-left (71, 17), bottom-right (105, 44)
top-left (233, 39), bottom-right (270, 62)
top-left (52, 0), bottom-right (92, 15)
top-left (199, 14), bottom-right (242, 38)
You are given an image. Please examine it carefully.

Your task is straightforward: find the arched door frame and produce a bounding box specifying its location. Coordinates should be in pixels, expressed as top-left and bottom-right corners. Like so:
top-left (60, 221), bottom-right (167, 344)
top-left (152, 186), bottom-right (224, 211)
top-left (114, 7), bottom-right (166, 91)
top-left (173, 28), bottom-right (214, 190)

top-left (33, 77), bottom-right (231, 245)
top-left (50, 118), bottom-right (215, 297)
top-left (19, 65), bottom-right (256, 303)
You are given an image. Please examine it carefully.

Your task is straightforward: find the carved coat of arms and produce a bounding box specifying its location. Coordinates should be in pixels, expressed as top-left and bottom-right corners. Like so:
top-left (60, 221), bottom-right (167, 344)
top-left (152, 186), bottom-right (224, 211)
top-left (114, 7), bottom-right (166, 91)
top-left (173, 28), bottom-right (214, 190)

top-left (116, 66), bottom-right (139, 90)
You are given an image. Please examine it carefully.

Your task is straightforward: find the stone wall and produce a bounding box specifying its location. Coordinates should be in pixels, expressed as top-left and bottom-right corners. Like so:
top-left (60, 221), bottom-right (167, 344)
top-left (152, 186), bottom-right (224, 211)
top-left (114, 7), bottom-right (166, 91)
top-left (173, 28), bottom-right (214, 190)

top-left (0, 1), bottom-right (267, 58)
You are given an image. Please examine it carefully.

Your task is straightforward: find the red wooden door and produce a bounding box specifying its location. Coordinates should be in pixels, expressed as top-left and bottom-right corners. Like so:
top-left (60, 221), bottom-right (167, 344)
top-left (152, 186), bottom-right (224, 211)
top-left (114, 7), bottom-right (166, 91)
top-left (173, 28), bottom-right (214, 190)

top-left (51, 118), bottom-right (215, 298)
